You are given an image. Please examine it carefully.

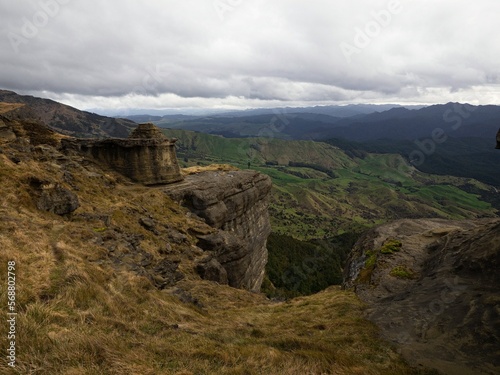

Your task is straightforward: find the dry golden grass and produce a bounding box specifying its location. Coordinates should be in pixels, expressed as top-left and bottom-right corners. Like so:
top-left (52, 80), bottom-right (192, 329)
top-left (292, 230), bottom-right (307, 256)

top-left (0, 102), bottom-right (24, 114)
top-left (182, 164), bottom-right (239, 175)
top-left (0, 136), bottom-right (435, 375)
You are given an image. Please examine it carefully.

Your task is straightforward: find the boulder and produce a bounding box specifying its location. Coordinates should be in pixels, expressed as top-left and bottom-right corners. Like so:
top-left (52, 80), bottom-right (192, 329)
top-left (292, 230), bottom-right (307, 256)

top-left (36, 184), bottom-right (80, 215)
top-left (195, 257), bottom-right (228, 284)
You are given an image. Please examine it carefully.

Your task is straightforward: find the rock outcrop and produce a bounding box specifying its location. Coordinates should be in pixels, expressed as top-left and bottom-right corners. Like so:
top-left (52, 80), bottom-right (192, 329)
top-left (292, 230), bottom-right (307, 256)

top-left (343, 218), bottom-right (500, 375)
top-left (164, 170), bottom-right (272, 291)
top-left (35, 183), bottom-right (80, 215)
top-left (62, 123), bottom-right (183, 185)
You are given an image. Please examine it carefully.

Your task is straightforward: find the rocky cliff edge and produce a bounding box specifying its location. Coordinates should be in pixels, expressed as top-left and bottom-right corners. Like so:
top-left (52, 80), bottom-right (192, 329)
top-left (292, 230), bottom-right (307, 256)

top-left (343, 218), bottom-right (500, 375)
top-left (164, 170), bottom-right (272, 292)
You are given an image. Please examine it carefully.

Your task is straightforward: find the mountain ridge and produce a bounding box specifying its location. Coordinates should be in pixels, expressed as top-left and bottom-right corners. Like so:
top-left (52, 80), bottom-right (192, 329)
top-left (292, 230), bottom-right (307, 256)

top-left (146, 101), bottom-right (500, 142)
top-left (0, 90), bottom-right (136, 138)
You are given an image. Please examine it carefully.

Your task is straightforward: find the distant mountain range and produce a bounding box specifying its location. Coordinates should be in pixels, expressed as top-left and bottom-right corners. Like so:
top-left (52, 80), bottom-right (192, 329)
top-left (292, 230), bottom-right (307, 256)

top-left (97, 103), bottom-right (424, 119)
top-left (143, 102), bottom-right (500, 143)
top-left (210, 104), bottom-right (426, 118)
top-left (320, 103), bottom-right (500, 142)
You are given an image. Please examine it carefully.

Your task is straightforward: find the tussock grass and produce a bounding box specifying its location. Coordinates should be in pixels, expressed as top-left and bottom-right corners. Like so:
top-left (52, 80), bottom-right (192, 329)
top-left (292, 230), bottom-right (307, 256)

top-left (0, 137), bottom-right (434, 374)
top-left (379, 238), bottom-right (403, 254)
top-left (182, 164), bottom-right (239, 175)
top-left (390, 265), bottom-right (418, 279)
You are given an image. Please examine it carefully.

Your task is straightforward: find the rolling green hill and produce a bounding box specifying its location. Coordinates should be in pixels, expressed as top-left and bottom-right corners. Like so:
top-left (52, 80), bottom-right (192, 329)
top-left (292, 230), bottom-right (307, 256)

top-left (163, 128), bottom-right (355, 170)
top-left (156, 103), bottom-right (500, 192)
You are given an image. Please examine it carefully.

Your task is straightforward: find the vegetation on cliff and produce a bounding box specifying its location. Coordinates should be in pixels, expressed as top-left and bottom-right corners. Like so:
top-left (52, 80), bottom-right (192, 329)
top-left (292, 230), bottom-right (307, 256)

top-left (343, 219), bottom-right (500, 375)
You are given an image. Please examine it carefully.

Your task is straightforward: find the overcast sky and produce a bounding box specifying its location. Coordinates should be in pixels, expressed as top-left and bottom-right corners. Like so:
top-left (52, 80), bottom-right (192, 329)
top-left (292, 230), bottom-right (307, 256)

top-left (1, 0), bottom-right (499, 112)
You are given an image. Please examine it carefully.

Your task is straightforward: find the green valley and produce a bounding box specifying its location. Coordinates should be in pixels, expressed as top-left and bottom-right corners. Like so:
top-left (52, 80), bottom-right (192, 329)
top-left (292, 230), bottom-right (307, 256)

top-left (163, 128), bottom-right (497, 240)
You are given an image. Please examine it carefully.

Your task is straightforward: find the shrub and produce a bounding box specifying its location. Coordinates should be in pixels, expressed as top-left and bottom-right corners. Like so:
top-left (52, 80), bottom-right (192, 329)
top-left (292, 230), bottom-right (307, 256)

top-left (380, 239), bottom-right (402, 254)
top-left (389, 265), bottom-right (417, 279)
top-left (356, 251), bottom-right (377, 284)
top-left (265, 232), bottom-right (353, 298)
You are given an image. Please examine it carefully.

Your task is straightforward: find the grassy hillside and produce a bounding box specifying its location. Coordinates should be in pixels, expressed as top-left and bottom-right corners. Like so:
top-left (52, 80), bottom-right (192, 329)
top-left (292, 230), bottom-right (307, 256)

top-left (163, 128), bottom-right (355, 170)
top-left (0, 102), bottom-right (25, 113)
top-left (0, 122), bottom-right (436, 374)
top-left (163, 129), bottom-right (497, 240)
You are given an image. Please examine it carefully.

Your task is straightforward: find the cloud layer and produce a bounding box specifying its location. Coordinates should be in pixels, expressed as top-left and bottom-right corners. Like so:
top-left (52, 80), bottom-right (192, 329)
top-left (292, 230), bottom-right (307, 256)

top-left (1, 0), bottom-right (499, 110)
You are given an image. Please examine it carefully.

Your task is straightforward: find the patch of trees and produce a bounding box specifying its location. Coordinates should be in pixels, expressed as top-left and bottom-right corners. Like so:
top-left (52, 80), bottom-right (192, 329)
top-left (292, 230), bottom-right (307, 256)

top-left (288, 161), bottom-right (337, 178)
top-left (277, 167), bottom-right (311, 180)
top-left (263, 232), bottom-right (360, 299)
top-left (327, 137), bottom-right (500, 187)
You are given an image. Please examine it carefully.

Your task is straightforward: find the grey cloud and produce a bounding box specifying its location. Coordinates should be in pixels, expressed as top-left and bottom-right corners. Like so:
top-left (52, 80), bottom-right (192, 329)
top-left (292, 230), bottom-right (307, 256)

top-left (0, 0), bottom-right (499, 110)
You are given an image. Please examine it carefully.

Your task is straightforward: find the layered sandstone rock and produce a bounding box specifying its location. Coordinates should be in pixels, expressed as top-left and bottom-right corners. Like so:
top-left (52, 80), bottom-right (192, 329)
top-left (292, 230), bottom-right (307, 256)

top-left (62, 123), bottom-right (183, 185)
top-left (343, 218), bottom-right (500, 375)
top-left (164, 170), bottom-right (272, 291)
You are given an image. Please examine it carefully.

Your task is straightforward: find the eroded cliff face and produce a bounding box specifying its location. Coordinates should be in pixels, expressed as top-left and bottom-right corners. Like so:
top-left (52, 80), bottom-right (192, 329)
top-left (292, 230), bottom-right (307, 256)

top-left (164, 170), bottom-right (272, 291)
top-left (343, 218), bottom-right (500, 375)
top-left (62, 123), bottom-right (183, 185)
